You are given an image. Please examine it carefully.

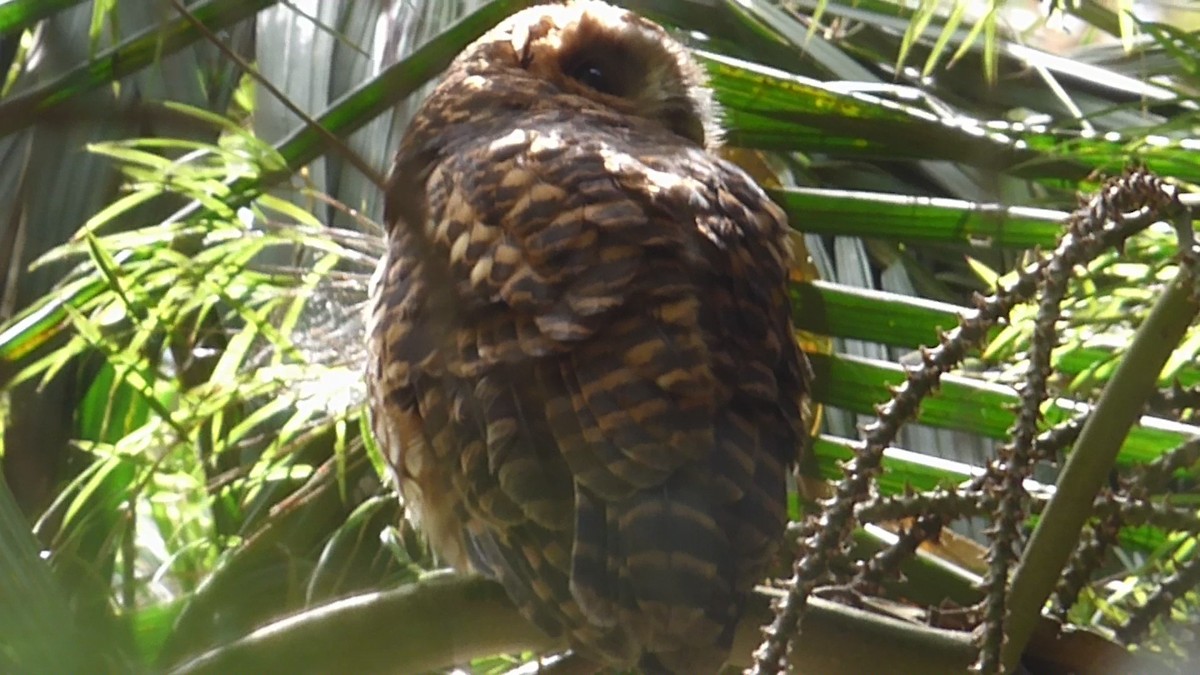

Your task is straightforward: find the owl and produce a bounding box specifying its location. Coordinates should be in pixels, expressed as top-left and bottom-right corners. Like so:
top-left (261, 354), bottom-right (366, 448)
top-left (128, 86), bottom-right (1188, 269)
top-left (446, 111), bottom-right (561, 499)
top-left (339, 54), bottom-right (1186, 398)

top-left (366, 2), bottom-right (810, 672)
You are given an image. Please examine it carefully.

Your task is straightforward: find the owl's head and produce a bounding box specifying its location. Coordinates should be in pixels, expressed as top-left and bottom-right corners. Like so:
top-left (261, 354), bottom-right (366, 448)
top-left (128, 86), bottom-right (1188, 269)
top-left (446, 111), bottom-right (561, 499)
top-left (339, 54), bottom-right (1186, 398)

top-left (438, 1), bottom-right (720, 150)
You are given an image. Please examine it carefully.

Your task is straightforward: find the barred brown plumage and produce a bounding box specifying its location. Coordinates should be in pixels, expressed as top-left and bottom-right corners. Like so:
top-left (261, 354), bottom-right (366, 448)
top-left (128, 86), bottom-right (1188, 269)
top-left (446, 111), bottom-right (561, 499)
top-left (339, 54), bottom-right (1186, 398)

top-left (365, 2), bottom-right (811, 672)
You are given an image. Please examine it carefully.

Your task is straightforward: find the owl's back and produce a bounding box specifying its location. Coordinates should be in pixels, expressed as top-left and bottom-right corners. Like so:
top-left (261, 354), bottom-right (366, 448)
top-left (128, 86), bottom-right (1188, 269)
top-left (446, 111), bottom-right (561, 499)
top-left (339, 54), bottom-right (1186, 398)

top-left (367, 3), bottom-right (809, 671)
top-left (367, 109), bottom-right (808, 672)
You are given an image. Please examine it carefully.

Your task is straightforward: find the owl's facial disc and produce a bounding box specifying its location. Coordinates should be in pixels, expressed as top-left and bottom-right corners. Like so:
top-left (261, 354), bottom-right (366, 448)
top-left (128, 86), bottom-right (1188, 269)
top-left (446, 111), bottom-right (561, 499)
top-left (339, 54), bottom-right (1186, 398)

top-left (492, 1), bottom-right (717, 148)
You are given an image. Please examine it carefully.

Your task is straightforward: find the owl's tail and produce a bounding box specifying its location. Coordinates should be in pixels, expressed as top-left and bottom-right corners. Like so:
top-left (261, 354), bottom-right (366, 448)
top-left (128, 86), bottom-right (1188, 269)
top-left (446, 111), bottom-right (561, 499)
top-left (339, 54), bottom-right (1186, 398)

top-left (570, 471), bottom-right (739, 674)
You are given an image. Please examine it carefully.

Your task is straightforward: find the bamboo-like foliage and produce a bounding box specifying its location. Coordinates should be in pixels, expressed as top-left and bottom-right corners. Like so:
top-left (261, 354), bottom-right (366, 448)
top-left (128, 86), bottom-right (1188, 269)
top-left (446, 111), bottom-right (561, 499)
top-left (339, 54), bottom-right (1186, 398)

top-left (3, 1), bottom-right (1200, 673)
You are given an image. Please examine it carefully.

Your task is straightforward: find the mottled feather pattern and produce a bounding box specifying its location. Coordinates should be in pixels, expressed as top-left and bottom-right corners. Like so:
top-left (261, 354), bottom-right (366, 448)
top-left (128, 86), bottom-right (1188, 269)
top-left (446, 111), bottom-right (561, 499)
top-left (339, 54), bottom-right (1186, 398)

top-left (366, 3), bottom-right (809, 672)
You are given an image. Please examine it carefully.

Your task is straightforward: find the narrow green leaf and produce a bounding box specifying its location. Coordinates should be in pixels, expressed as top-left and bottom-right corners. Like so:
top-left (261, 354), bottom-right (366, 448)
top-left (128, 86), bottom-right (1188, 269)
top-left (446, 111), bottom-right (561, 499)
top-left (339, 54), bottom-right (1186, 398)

top-left (78, 361), bottom-right (154, 445)
top-left (0, 0), bottom-right (87, 38)
top-left (0, 275), bottom-right (108, 368)
top-left (163, 0), bottom-right (542, 226)
top-left (921, 0), bottom-right (967, 77)
top-left (360, 410), bottom-right (388, 482)
top-left (776, 187), bottom-right (1066, 248)
top-left (795, 280), bottom-right (1200, 393)
top-left (895, 0), bottom-right (938, 76)
top-left (792, 280), bottom-right (966, 349)
top-left (256, 0), bottom-right (541, 174)
top-left (0, 0), bottom-right (279, 138)
top-left (699, 50), bottom-right (1087, 179)
top-left (0, 477), bottom-right (88, 673)
top-left (813, 435), bottom-right (977, 493)
top-left (79, 187), bottom-right (164, 238)
top-left (812, 351), bottom-right (1196, 465)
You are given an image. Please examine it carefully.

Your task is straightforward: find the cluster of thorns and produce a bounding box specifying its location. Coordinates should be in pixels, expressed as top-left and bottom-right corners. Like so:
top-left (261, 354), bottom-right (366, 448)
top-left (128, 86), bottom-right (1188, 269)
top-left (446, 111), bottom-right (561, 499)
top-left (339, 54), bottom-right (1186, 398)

top-left (752, 169), bottom-right (1200, 673)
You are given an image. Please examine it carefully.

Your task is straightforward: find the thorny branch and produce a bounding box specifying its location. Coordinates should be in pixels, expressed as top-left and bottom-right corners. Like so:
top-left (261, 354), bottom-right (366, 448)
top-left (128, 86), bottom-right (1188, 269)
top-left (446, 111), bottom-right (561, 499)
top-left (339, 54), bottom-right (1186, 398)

top-left (753, 169), bottom-right (1200, 674)
top-left (1117, 550), bottom-right (1200, 645)
top-left (1049, 488), bottom-right (1122, 622)
top-left (750, 268), bottom-right (1031, 672)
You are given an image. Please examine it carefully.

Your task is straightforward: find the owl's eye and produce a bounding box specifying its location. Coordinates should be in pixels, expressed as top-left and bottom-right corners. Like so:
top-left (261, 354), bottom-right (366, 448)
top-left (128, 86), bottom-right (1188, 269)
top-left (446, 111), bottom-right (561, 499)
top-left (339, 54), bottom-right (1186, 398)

top-left (568, 60), bottom-right (613, 93)
top-left (561, 47), bottom-right (637, 98)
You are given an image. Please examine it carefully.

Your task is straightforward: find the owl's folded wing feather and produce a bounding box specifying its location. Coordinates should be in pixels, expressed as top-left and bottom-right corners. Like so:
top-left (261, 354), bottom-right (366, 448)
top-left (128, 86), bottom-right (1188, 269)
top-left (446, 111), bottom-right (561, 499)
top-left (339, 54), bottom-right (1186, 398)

top-left (370, 121), bottom-right (806, 671)
top-left (400, 127), bottom-right (740, 493)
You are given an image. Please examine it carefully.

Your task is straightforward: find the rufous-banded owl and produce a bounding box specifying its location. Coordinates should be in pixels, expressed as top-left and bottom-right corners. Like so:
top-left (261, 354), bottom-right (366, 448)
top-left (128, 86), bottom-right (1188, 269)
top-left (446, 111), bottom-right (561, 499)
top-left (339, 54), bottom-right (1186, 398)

top-left (366, 2), bottom-right (810, 672)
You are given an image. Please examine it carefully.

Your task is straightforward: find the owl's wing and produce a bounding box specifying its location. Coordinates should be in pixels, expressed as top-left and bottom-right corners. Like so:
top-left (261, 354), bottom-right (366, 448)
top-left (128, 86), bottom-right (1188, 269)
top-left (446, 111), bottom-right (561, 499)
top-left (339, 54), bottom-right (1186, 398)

top-left (371, 124), bottom-right (807, 670)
